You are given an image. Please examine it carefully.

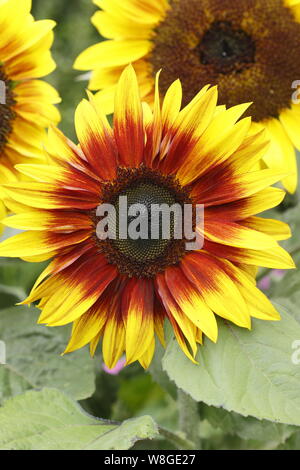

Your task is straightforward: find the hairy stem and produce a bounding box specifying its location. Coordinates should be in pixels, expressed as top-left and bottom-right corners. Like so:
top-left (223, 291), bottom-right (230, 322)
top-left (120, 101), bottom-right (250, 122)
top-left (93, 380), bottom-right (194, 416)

top-left (158, 426), bottom-right (195, 450)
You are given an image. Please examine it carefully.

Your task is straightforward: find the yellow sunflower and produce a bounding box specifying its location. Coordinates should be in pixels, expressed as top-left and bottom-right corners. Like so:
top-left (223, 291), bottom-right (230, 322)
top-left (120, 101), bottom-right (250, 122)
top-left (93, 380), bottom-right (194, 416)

top-left (0, 0), bottom-right (60, 189)
top-left (0, 65), bottom-right (294, 369)
top-left (75, 0), bottom-right (300, 193)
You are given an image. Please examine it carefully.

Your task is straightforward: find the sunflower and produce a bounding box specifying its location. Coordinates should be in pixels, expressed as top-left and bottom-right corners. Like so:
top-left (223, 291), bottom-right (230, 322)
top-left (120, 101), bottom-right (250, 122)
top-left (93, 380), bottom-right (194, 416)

top-left (74, 0), bottom-right (300, 193)
top-left (0, 65), bottom-right (294, 369)
top-left (0, 0), bottom-right (60, 185)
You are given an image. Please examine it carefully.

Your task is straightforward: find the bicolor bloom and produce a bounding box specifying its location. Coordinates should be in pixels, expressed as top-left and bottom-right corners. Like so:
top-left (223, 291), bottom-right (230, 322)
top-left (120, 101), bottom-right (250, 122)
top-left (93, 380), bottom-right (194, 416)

top-left (75, 0), bottom-right (300, 193)
top-left (0, 0), bottom-right (61, 220)
top-left (0, 66), bottom-right (295, 369)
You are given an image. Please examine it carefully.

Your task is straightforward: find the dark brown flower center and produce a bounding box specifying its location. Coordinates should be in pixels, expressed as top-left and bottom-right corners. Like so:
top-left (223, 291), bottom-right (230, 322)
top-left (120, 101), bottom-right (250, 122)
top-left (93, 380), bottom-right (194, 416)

top-left (150, 0), bottom-right (300, 121)
top-left (94, 166), bottom-right (193, 278)
top-left (113, 182), bottom-right (177, 262)
top-left (0, 66), bottom-right (16, 152)
top-left (198, 21), bottom-right (255, 74)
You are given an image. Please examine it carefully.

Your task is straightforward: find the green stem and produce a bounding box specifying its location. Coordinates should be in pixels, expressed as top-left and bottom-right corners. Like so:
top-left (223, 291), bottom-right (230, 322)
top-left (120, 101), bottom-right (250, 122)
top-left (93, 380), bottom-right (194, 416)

top-left (177, 389), bottom-right (201, 450)
top-left (158, 426), bottom-right (195, 450)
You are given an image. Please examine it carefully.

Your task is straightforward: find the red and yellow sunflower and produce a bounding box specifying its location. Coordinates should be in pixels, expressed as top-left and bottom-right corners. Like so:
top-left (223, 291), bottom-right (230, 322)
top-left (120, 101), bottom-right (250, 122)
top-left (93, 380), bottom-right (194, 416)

top-left (75, 0), bottom-right (300, 193)
top-left (0, 65), bottom-right (294, 369)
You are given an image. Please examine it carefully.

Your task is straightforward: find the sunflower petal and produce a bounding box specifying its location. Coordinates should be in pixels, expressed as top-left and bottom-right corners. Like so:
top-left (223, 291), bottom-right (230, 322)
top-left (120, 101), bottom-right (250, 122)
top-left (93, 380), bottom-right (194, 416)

top-left (114, 65), bottom-right (144, 166)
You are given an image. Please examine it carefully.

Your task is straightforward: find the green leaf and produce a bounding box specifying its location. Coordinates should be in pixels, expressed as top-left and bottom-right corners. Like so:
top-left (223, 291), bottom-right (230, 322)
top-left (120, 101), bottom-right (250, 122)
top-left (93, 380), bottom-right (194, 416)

top-left (162, 302), bottom-right (300, 425)
top-left (0, 306), bottom-right (95, 402)
top-left (0, 388), bottom-right (159, 450)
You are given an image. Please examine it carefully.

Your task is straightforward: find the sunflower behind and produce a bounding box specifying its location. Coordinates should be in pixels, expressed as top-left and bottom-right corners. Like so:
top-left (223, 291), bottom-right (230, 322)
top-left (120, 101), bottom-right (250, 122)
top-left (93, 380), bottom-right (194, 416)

top-left (0, 0), bottom-right (61, 202)
top-left (74, 0), bottom-right (300, 193)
